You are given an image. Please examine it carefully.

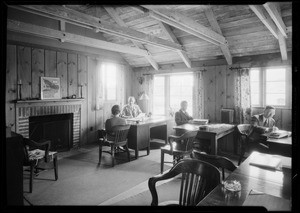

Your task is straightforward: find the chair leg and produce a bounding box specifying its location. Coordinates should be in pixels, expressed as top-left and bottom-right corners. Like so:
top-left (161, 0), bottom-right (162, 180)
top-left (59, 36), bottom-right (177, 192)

top-left (53, 156), bottom-right (58, 181)
top-left (30, 165), bottom-right (34, 193)
top-left (99, 143), bottom-right (103, 165)
top-left (125, 144), bottom-right (130, 162)
top-left (160, 151), bottom-right (164, 174)
top-left (111, 145), bottom-right (115, 167)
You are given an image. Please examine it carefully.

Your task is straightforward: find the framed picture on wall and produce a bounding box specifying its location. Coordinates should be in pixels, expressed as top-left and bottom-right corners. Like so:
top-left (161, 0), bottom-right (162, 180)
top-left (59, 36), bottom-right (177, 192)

top-left (40, 77), bottom-right (61, 100)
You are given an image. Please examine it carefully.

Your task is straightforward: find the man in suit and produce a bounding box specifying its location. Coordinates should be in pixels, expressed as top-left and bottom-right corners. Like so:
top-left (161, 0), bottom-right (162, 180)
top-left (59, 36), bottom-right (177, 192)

top-left (250, 105), bottom-right (278, 143)
top-left (175, 101), bottom-right (193, 125)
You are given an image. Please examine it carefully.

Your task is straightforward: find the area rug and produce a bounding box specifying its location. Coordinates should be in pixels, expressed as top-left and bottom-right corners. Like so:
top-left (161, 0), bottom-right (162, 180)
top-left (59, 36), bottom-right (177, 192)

top-left (23, 145), bottom-right (171, 205)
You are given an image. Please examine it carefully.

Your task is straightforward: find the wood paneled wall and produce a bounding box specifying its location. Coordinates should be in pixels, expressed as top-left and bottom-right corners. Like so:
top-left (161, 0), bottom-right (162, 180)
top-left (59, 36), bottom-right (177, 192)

top-left (6, 44), bottom-right (133, 146)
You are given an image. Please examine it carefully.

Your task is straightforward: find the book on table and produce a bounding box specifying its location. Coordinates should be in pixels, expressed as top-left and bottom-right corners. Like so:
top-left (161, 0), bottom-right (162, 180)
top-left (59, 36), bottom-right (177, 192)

top-left (249, 152), bottom-right (281, 170)
top-left (267, 130), bottom-right (291, 139)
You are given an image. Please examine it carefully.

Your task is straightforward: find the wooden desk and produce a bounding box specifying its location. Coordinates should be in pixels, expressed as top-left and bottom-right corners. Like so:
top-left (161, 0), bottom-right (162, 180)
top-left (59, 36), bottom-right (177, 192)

top-left (198, 152), bottom-right (291, 210)
top-left (261, 133), bottom-right (292, 157)
top-left (127, 116), bottom-right (171, 159)
top-left (173, 123), bottom-right (236, 155)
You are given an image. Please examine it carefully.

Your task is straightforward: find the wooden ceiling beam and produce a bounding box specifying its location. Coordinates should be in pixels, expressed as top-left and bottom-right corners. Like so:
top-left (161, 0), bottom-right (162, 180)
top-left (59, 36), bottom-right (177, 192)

top-left (158, 22), bottom-right (191, 68)
top-left (249, 5), bottom-right (278, 39)
top-left (103, 6), bottom-right (159, 70)
top-left (263, 2), bottom-right (288, 38)
top-left (143, 5), bottom-right (227, 45)
top-left (17, 5), bottom-right (183, 52)
top-left (7, 19), bottom-right (150, 57)
top-left (204, 8), bottom-right (232, 65)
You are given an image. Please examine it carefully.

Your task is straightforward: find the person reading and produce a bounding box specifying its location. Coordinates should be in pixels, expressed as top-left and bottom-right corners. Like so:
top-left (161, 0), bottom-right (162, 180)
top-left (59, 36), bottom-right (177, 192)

top-left (175, 101), bottom-right (193, 125)
top-left (121, 96), bottom-right (143, 118)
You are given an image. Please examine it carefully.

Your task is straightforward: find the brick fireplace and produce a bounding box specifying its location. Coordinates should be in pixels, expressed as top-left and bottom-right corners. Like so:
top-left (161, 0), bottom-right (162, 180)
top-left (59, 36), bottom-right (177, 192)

top-left (15, 99), bottom-right (83, 149)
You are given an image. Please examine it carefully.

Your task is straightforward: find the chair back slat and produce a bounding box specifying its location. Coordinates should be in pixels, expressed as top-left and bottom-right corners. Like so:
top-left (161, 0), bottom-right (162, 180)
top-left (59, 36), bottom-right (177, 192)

top-left (149, 158), bottom-right (221, 206)
top-left (107, 125), bottom-right (131, 145)
top-left (192, 150), bottom-right (237, 180)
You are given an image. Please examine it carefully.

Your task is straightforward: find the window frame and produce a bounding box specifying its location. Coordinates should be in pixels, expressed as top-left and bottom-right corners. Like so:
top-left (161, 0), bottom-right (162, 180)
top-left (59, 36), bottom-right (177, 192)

top-left (101, 63), bottom-right (117, 102)
top-left (152, 72), bottom-right (194, 116)
top-left (250, 66), bottom-right (291, 109)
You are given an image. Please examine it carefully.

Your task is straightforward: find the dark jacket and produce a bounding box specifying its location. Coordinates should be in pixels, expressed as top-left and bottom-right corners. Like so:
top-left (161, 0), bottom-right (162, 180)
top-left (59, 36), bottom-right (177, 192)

top-left (105, 116), bottom-right (127, 134)
top-left (175, 110), bottom-right (193, 125)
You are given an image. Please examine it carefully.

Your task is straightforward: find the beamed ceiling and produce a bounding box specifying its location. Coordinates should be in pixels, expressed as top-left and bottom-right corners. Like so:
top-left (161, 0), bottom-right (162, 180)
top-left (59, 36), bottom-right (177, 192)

top-left (7, 3), bottom-right (292, 70)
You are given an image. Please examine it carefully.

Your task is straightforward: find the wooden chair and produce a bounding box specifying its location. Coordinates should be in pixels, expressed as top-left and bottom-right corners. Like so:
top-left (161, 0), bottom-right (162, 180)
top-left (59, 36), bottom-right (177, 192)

top-left (23, 138), bottom-right (58, 193)
top-left (98, 125), bottom-right (131, 167)
top-left (192, 150), bottom-right (237, 180)
top-left (237, 124), bottom-right (269, 165)
top-left (148, 158), bottom-right (221, 206)
top-left (160, 130), bottom-right (198, 174)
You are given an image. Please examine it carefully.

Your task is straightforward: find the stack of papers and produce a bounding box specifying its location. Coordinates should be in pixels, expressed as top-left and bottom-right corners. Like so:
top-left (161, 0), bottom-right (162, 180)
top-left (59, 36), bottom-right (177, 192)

top-left (190, 119), bottom-right (209, 125)
top-left (249, 152), bottom-right (281, 170)
top-left (268, 130), bottom-right (291, 139)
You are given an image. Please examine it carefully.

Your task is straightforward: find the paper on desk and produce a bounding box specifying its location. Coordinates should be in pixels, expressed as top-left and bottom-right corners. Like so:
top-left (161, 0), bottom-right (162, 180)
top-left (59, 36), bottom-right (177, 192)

top-left (243, 189), bottom-right (290, 211)
top-left (249, 152), bottom-right (281, 170)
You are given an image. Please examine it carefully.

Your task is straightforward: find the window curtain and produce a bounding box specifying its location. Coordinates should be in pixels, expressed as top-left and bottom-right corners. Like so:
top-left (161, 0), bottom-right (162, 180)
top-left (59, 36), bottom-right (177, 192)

top-left (136, 74), bottom-right (153, 114)
top-left (193, 71), bottom-right (204, 119)
top-left (233, 68), bottom-right (252, 124)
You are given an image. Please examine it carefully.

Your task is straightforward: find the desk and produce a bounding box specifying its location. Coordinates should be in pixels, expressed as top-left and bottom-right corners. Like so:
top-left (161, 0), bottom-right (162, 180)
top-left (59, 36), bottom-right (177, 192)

top-left (261, 133), bottom-right (292, 157)
top-left (127, 116), bottom-right (171, 159)
top-left (198, 152), bottom-right (291, 210)
top-left (174, 123), bottom-right (235, 155)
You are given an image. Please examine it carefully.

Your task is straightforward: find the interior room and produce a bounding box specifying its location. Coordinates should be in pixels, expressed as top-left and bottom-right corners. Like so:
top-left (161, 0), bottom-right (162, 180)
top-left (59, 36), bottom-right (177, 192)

top-left (4, 2), bottom-right (295, 210)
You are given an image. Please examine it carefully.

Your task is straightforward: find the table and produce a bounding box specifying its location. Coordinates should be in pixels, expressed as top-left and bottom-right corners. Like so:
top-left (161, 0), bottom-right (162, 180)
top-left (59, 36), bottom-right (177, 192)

top-left (173, 123), bottom-right (236, 155)
top-left (261, 133), bottom-right (292, 157)
top-left (198, 151), bottom-right (291, 210)
top-left (126, 116), bottom-right (172, 159)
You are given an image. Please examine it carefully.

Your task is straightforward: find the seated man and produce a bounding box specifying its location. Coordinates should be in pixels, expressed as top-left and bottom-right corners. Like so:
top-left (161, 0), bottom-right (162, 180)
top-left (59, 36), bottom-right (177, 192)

top-left (175, 101), bottom-right (193, 126)
top-left (250, 105), bottom-right (278, 142)
top-left (99, 105), bottom-right (127, 140)
top-left (105, 105), bottom-right (127, 135)
top-left (121, 96), bottom-right (143, 118)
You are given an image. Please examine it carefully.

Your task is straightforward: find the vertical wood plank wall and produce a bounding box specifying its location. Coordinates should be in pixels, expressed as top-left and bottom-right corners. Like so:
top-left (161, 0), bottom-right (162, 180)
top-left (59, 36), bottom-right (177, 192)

top-left (6, 44), bottom-right (133, 146)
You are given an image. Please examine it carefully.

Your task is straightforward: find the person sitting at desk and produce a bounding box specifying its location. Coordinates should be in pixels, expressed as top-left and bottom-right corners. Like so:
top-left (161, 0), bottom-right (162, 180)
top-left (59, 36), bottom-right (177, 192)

top-left (121, 96), bottom-right (143, 118)
top-left (175, 100), bottom-right (193, 125)
top-left (99, 105), bottom-right (127, 139)
top-left (250, 105), bottom-right (278, 142)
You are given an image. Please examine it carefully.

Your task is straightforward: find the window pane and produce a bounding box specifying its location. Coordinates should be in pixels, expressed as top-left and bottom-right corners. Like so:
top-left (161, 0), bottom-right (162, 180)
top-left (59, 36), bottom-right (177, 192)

top-left (105, 64), bottom-right (117, 100)
top-left (153, 76), bottom-right (165, 115)
top-left (266, 68), bottom-right (286, 81)
top-left (251, 93), bottom-right (259, 105)
top-left (250, 69), bottom-right (260, 81)
top-left (266, 82), bottom-right (285, 94)
top-left (250, 81), bottom-right (259, 93)
top-left (266, 94), bottom-right (285, 106)
top-left (170, 74), bottom-right (193, 115)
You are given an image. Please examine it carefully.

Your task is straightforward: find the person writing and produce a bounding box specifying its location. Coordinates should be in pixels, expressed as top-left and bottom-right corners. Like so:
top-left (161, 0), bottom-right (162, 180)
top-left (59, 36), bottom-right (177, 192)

top-left (175, 101), bottom-right (193, 125)
top-left (121, 96), bottom-right (143, 118)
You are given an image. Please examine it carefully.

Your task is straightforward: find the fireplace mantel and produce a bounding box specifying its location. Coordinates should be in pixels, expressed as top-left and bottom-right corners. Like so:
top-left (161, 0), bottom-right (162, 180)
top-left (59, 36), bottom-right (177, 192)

top-left (15, 98), bottom-right (84, 107)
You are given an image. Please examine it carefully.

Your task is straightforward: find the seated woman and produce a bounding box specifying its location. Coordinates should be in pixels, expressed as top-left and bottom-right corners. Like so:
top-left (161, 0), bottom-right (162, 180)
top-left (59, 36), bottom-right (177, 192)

top-left (121, 96), bottom-right (143, 118)
top-left (175, 100), bottom-right (193, 125)
top-left (99, 105), bottom-right (127, 139)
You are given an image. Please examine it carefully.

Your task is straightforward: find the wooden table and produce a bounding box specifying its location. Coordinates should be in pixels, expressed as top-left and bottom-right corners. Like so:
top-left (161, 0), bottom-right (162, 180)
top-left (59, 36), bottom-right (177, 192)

top-left (173, 123), bottom-right (236, 155)
top-left (261, 133), bottom-right (292, 157)
top-left (198, 151), bottom-right (292, 210)
top-left (126, 116), bottom-right (171, 159)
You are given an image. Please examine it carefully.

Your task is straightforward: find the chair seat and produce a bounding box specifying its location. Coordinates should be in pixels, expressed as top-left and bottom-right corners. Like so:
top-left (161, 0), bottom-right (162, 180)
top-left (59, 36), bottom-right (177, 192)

top-left (159, 200), bottom-right (179, 206)
top-left (161, 143), bottom-right (192, 155)
top-left (28, 149), bottom-right (57, 161)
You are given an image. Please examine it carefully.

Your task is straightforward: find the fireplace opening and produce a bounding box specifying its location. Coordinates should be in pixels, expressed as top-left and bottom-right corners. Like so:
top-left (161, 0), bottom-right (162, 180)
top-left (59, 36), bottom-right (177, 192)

top-left (29, 113), bottom-right (73, 152)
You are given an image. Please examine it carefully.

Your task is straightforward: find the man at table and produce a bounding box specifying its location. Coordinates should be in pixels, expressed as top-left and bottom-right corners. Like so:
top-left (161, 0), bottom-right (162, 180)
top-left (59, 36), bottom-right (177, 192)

top-left (175, 101), bottom-right (193, 125)
top-left (121, 96), bottom-right (143, 118)
top-left (250, 105), bottom-right (278, 142)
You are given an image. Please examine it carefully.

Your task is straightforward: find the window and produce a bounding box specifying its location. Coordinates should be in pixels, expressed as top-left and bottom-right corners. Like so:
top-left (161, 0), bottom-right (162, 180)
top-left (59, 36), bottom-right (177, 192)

top-left (152, 73), bottom-right (194, 116)
top-left (170, 75), bottom-right (193, 115)
top-left (153, 76), bottom-right (165, 115)
top-left (266, 68), bottom-right (286, 106)
top-left (101, 63), bottom-right (117, 101)
top-left (250, 67), bottom-right (289, 107)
